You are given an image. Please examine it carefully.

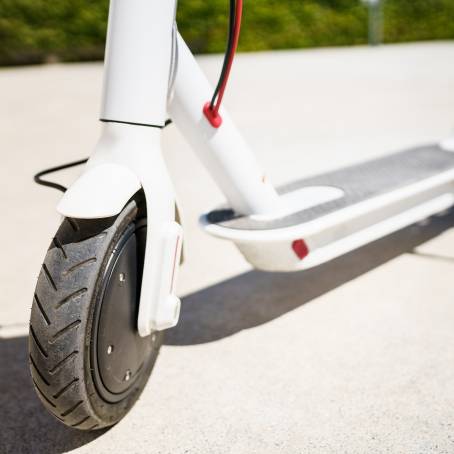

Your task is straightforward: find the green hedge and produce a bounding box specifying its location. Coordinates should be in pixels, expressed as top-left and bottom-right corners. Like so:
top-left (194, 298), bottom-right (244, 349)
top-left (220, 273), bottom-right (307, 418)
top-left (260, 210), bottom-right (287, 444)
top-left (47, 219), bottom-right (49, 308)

top-left (0, 0), bottom-right (453, 66)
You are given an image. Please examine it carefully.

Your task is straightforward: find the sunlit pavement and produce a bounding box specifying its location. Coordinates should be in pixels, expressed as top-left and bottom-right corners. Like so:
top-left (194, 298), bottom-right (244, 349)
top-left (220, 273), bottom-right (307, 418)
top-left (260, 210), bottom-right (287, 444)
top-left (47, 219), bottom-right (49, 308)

top-left (1, 42), bottom-right (454, 453)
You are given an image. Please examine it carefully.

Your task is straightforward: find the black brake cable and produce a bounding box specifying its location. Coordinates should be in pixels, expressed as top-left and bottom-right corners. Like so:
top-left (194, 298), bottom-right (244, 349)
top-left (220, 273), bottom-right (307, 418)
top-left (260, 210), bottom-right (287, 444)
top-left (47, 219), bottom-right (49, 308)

top-left (203, 0), bottom-right (243, 127)
top-left (33, 8), bottom-right (238, 192)
top-left (34, 158), bottom-right (89, 193)
top-left (210, 0), bottom-right (236, 109)
top-left (33, 120), bottom-right (173, 193)
top-left (33, 11), bottom-right (239, 193)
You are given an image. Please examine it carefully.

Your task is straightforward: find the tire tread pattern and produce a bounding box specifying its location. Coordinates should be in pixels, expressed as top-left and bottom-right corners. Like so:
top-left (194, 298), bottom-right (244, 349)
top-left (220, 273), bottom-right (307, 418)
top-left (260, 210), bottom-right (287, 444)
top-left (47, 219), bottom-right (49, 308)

top-left (29, 217), bottom-right (116, 429)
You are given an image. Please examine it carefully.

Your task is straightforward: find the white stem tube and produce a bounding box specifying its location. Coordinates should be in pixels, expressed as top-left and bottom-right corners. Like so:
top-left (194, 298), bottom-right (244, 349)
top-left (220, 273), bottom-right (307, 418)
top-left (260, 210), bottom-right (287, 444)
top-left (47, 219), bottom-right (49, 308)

top-left (101, 0), bottom-right (177, 126)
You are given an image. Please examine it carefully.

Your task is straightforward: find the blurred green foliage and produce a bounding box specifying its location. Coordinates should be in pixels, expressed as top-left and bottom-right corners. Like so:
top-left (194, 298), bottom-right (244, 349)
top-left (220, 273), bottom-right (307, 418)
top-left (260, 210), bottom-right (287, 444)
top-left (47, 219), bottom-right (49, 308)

top-left (0, 0), bottom-right (453, 65)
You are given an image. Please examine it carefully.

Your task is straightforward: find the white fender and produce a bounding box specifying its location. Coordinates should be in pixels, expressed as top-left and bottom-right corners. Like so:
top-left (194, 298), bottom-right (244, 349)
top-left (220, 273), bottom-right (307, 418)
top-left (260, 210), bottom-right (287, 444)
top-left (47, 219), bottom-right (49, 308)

top-left (57, 163), bottom-right (141, 219)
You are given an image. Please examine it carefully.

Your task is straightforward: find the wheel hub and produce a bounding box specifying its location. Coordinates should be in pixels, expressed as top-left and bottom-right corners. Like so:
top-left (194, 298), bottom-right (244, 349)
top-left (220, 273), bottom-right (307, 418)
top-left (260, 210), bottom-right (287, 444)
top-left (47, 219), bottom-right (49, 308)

top-left (91, 221), bottom-right (157, 403)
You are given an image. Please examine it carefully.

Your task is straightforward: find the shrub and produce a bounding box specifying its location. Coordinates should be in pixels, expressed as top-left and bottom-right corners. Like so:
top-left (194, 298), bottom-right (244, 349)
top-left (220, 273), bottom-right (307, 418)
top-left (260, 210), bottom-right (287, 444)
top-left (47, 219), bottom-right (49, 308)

top-left (0, 0), bottom-right (453, 66)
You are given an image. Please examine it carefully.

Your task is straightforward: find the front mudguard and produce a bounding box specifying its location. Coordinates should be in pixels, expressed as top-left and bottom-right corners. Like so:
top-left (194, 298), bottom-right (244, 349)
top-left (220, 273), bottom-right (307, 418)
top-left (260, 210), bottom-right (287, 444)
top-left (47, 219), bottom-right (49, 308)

top-left (57, 122), bottom-right (183, 336)
top-left (58, 163), bottom-right (141, 219)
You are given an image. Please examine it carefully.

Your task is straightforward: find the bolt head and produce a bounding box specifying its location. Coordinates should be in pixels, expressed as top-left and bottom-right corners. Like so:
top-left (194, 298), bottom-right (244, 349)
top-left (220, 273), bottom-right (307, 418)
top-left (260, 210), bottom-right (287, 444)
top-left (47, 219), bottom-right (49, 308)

top-left (124, 370), bottom-right (131, 381)
top-left (107, 345), bottom-right (114, 355)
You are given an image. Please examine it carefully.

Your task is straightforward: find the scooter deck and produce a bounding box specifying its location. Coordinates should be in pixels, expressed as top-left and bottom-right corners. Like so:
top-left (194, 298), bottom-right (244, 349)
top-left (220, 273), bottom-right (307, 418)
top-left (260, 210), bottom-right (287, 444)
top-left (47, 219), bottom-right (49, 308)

top-left (207, 144), bottom-right (454, 230)
top-left (202, 144), bottom-right (454, 271)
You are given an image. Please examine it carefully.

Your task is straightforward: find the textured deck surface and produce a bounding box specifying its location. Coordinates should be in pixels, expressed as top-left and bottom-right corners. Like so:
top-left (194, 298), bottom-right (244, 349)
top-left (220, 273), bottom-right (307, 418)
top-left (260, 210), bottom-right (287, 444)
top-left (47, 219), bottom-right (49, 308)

top-left (208, 144), bottom-right (454, 230)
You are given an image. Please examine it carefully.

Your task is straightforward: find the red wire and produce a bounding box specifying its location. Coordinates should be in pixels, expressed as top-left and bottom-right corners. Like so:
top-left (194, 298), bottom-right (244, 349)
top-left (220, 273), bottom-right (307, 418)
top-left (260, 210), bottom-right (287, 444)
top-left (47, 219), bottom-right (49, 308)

top-left (204, 0), bottom-right (243, 127)
top-left (213, 0), bottom-right (243, 115)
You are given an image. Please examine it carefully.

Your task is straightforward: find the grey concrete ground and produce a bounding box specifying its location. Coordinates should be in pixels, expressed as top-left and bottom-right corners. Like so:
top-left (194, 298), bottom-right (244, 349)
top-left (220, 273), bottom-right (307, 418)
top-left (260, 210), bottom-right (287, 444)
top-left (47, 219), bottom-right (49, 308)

top-left (1, 42), bottom-right (454, 453)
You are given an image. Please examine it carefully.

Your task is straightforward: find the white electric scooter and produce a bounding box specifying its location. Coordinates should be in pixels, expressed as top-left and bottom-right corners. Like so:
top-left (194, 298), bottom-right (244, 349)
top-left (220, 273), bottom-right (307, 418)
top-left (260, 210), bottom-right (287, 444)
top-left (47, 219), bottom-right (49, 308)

top-left (30, 0), bottom-right (454, 430)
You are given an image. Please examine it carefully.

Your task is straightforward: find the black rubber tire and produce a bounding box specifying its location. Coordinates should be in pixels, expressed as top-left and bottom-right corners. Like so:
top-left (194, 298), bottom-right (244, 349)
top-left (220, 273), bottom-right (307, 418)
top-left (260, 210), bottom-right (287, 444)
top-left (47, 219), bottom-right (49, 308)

top-left (29, 199), bottom-right (163, 430)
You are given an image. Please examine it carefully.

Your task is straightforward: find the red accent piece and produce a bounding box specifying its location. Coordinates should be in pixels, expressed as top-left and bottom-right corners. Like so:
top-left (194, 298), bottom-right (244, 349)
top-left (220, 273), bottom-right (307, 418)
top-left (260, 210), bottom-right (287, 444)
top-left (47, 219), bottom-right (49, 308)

top-left (203, 102), bottom-right (223, 128)
top-left (169, 236), bottom-right (180, 293)
top-left (292, 239), bottom-right (309, 260)
top-left (203, 0), bottom-right (243, 128)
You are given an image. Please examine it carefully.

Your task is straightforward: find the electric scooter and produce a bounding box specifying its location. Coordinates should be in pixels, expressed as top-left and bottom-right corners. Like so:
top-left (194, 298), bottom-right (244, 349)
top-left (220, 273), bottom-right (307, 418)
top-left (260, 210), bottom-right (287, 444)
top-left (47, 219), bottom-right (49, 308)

top-left (29, 0), bottom-right (454, 431)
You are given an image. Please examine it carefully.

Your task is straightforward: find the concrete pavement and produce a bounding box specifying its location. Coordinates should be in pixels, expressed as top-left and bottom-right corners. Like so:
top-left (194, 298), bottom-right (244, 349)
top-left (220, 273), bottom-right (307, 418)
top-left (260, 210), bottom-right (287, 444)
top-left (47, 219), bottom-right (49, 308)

top-left (1, 42), bottom-right (454, 453)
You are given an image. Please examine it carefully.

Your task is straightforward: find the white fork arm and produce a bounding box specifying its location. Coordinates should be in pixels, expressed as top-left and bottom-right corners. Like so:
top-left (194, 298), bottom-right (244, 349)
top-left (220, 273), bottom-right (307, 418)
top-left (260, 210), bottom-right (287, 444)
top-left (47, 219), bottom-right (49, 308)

top-left (57, 122), bottom-right (182, 335)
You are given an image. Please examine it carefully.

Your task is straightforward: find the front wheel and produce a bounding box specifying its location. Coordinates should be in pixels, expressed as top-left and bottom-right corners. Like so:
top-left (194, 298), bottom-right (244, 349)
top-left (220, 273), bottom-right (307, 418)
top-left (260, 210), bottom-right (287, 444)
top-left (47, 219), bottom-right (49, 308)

top-left (29, 198), bottom-right (163, 430)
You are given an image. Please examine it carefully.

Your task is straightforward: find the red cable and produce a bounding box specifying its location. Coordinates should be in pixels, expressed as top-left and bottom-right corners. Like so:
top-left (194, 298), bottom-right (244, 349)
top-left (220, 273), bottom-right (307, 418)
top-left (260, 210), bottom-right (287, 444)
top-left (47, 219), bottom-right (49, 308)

top-left (203, 0), bottom-right (243, 128)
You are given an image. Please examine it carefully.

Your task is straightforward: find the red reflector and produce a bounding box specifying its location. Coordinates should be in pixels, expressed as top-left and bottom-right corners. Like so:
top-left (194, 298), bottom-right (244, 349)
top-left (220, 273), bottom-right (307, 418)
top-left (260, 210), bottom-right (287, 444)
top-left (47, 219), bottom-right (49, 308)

top-left (292, 239), bottom-right (309, 260)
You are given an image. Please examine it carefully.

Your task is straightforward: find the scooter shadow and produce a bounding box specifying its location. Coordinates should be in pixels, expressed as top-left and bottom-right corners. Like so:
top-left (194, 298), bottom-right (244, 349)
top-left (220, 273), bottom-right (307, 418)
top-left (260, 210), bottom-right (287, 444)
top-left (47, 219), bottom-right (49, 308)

top-left (0, 336), bottom-right (107, 454)
top-left (166, 209), bottom-right (454, 346)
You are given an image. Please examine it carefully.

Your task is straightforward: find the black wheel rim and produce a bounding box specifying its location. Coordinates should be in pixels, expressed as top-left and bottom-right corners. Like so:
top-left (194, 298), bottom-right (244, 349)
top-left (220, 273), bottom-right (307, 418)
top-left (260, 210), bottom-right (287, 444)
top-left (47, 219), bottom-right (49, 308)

top-left (91, 218), bottom-right (157, 403)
